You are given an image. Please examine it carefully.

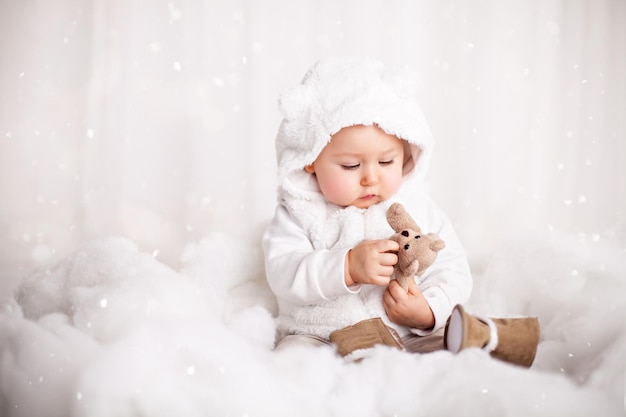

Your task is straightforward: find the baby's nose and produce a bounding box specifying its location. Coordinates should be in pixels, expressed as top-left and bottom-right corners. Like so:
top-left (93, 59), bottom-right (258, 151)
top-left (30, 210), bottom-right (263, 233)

top-left (360, 167), bottom-right (379, 186)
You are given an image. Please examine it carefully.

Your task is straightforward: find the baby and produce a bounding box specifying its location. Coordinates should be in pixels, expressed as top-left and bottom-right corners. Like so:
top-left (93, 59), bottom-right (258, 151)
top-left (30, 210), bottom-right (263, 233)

top-left (263, 57), bottom-right (472, 353)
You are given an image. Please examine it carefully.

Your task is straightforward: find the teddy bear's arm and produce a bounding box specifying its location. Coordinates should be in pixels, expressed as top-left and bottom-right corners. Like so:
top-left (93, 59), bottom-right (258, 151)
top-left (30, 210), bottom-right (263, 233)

top-left (397, 260), bottom-right (421, 290)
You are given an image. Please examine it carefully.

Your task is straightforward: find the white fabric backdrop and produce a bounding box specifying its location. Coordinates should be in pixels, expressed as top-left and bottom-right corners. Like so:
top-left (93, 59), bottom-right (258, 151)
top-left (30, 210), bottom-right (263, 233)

top-left (1, 0), bottom-right (624, 298)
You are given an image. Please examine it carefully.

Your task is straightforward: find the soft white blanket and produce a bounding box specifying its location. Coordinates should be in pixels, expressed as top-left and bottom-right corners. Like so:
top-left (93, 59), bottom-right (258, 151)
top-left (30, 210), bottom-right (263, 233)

top-left (1, 230), bottom-right (623, 417)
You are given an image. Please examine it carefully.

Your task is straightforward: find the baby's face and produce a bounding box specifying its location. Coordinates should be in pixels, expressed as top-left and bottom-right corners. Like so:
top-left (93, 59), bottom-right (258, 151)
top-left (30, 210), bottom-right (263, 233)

top-left (305, 124), bottom-right (405, 209)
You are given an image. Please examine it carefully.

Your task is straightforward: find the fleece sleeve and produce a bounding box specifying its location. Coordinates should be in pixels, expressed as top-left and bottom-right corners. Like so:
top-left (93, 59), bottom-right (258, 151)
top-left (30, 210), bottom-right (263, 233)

top-left (262, 205), bottom-right (360, 306)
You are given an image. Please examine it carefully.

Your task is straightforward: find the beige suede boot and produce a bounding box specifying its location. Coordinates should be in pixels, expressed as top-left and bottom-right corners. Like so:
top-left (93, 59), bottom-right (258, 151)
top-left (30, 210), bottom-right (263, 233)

top-left (444, 304), bottom-right (540, 367)
top-left (330, 318), bottom-right (403, 359)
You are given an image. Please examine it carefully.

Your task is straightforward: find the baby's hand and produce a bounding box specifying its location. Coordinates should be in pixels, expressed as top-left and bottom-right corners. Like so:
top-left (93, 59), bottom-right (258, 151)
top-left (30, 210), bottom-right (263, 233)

top-left (345, 239), bottom-right (399, 287)
top-left (383, 279), bottom-right (435, 330)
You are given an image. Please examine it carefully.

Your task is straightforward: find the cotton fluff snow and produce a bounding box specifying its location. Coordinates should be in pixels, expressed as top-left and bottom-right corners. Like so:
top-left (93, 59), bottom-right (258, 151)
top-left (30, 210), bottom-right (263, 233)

top-left (0, 228), bottom-right (624, 417)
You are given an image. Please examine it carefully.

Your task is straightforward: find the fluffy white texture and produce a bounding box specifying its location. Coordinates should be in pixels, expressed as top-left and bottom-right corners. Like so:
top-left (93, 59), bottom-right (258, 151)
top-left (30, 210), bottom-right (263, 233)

top-left (276, 57), bottom-right (433, 188)
top-left (0, 231), bottom-right (624, 417)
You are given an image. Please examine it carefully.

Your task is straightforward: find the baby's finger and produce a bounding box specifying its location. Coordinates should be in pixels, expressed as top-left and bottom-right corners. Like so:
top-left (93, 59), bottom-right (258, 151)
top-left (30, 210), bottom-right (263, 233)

top-left (376, 264), bottom-right (395, 278)
top-left (376, 239), bottom-right (400, 253)
top-left (372, 275), bottom-right (391, 287)
top-left (383, 288), bottom-right (396, 306)
top-left (387, 279), bottom-right (408, 301)
top-left (379, 252), bottom-right (398, 266)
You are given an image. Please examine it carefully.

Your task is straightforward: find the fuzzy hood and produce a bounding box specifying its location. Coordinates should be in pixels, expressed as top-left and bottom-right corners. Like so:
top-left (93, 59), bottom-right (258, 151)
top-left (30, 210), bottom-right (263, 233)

top-left (275, 56), bottom-right (434, 202)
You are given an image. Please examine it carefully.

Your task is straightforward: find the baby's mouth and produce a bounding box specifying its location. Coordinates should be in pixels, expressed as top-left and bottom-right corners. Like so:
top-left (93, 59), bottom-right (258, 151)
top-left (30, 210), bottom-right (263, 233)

top-left (359, 194), bottom-right (377, 200)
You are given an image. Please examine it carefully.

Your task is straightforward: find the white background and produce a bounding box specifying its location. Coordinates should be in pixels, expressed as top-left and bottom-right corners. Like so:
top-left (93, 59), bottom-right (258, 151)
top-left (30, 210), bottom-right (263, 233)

top-left (1, 0), bottom-right (624, 294)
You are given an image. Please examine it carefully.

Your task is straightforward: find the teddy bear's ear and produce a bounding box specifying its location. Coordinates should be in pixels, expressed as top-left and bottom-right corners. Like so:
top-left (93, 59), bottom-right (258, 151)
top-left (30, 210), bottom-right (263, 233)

top-left (427, 233), bottom-right (446, 251)
top-left (387, 202), bottom-right (421, 233)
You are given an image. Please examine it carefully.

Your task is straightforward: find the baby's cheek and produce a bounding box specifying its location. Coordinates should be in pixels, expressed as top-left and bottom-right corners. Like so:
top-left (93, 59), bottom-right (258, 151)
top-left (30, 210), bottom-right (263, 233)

top-left (390, 171), bottom-right (404, 192)
top-left (319, 176), bottom-right (353, 204)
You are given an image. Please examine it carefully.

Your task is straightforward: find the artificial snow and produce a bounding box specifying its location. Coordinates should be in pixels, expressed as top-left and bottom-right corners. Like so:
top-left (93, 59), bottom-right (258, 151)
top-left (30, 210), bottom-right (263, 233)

top-left (0, 230), bottom-right (624, 417)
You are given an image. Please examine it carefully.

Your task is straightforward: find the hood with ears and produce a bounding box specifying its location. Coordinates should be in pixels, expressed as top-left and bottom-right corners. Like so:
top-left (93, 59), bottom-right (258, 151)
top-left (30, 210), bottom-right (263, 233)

top-left (274, 56), bottom-right (434, 201)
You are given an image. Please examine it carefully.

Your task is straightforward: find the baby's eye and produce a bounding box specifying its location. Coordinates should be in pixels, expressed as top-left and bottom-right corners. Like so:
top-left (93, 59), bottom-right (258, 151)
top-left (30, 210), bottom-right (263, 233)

top-left (341, 164), bottom-right (360, 170)
top-left (379, 159), bottom-right (394, 166)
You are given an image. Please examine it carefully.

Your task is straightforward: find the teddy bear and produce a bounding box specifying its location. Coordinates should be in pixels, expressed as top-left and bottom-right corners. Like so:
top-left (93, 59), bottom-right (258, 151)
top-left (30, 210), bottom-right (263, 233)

top-left (386, 202), bottom-right (445, 291)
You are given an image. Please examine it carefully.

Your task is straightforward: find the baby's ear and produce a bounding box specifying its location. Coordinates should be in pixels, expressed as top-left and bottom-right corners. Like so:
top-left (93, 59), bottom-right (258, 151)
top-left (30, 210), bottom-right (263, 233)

top-left (387, 203), bottom-right (420, 233)
top-left (304, 164), bottom-right (315, 174)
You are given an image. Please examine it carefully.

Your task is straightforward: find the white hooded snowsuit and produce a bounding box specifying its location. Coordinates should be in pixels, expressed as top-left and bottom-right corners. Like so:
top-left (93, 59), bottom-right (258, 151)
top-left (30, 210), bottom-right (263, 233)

top-left (263, 57), bottom-right (472, 340)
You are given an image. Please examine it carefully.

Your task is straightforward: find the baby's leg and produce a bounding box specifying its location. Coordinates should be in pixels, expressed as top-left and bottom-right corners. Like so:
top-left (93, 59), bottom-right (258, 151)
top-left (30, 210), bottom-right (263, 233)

top-left (274, 334), bottom-right (332, 352)
top-left (401, 329), bottom-right (445, 354)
